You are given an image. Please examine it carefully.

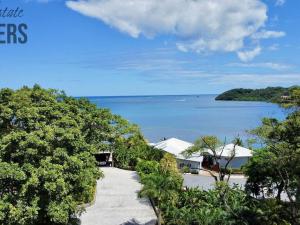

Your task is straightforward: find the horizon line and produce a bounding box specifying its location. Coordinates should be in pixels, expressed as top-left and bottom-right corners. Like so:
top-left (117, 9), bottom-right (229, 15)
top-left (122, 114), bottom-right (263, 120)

top-left (74, 93), bottom-right (219, 98)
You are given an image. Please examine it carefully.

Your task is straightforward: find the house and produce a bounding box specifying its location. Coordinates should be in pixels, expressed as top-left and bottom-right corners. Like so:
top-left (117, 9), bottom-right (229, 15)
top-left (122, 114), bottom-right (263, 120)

top-left (203, 143), bottom-right (252, 169)
top-left (152, 138), bottom-right (253, 171)
top-left (152, 138), bottom-right (203, 171)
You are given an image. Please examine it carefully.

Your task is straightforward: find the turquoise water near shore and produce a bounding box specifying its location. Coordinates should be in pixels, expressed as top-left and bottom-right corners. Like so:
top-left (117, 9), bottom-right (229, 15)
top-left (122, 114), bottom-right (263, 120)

top-left (87, 95), bottom-right (287, 143)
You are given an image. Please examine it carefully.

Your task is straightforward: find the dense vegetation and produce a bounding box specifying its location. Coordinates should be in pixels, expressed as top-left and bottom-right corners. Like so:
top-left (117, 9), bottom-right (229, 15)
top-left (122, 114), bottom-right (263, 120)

top-left (138, 156), bottom-right (278, 224)
top-left (136, 154), bottom-right (183, 225)
top-left (1, 85), bottom-right (299, 224)
top-left (113, 133), bottom-right (165, 170)
top-left (0, 85), bottom-right (154, 225)
top-left (245, 111), bottom-right (300, 221)
top-left (138, 87), bottom-right (300, 225)
top-left (137, 156), bottom-right (297, 225)
top-left (215, 86), bottom-right (299, 103)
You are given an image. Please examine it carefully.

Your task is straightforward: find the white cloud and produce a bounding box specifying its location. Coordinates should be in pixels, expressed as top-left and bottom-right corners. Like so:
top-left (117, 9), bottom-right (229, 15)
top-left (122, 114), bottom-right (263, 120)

top-left (268, 44), bottom-right (279, 51)
top-left (275, 0), bottom-right (286, 6)
top-left (66, 0), bottom-right (273, 61)
top-left (228, 62), bottom-right (292, 70)
top-left (237, 47), bottom-right (261, 62)
top-left (210, 73), bottom-right (300, 86)
top-left (252, 30), bottom-right (286, 39)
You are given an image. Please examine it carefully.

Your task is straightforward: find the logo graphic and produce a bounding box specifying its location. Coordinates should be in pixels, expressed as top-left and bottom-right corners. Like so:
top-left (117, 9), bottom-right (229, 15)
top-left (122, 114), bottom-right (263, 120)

top-left (0, 1), bottom-right (28, 44)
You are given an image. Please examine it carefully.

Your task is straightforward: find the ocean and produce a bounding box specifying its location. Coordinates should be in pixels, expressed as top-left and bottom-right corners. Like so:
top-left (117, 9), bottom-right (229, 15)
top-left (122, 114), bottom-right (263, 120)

top-left (87, 95), bottom-right (287, 143)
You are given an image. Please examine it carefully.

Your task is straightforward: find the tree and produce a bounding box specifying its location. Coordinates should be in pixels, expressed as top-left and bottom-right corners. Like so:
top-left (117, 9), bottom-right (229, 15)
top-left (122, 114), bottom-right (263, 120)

top-left (0, 85), bottom-right (147, 225)
top-left (244, 149), bottom-right (284, 200)
top-left (245, 110), bottom-right (300, 222)
top-left (183, 136), bottom-right (239, 182)
top-left (113, 130), bottom-right (164, 170)
top-left (137, 154), bottom-right (183, 225)
top-left (215, 86), bottom-right (294, 102)
top-left (281, 86), bottom-right (300, 108)
top-left (159, 153), bottom-right (179, 175)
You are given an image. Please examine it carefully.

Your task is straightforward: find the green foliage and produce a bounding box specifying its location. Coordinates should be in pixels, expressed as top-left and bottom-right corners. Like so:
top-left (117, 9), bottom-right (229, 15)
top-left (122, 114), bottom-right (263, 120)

top-left (215, 86), bottom-right (298, 103)
top-left (162, 183), bottom-right (253, 225)
top-left (282, 86), bottom-right (300, 108)
top-left (245, 109), bottom-right (300, 223)
top-left (291, 87), bottom-right (300, 107)
top-left (136, 90), bottom-right (300, 225)
top-left (244, 149), bottom-right (282, 198)
top-left (181, 166), bottom-right (190, 173)
top-left (136, 160), bottom-right (160, 178)
top-left (159, 153), bottom-right (179, 174)
top-left (0, 85), bottom-right (147, 225)
top-left (182, 136), bottom-right (220, 159)
top-left (137, 154), bottom-right (183, 204)
top-left (113, 132), bottom-right (165, 170)
top-left (162, 182), bottom-right (292, 225)
top-left (136, 154), bottom-right (183, 224)
top-left (246, 111), bottom-right (300, 199)
top-left (250, 199), bottom-right (292, 225)
top-left (183, 135), bottom-right (239, 182)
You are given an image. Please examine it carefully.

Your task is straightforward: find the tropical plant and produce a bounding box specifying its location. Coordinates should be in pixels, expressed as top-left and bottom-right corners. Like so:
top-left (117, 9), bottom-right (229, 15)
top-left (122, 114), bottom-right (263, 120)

top-left (244, 90), bottom-right (300, 223)
top-left (162, 182), bottom-right (257, 225)
top-left (137, 154), bottom-right (183, 225)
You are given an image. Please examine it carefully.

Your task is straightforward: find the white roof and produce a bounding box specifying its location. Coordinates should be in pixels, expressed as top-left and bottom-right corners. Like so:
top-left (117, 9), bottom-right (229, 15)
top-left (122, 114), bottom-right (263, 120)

top-left (206, 143), bottom-right (252, 158)
top-left (154, 138), bottom-right (193, 156)
top-left (153, 138), bottom-right (202, 163)
top-left (152, 138), bottom-right (252, 162)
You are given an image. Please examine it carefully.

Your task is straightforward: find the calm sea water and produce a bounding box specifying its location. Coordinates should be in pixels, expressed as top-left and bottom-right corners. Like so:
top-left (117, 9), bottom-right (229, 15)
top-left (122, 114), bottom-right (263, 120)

top-left (87, 95), bottom-right (287, 143)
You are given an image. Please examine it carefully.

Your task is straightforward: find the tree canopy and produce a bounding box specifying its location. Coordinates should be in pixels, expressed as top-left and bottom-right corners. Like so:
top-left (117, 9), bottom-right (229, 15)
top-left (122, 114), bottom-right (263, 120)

top-left (0, 85), bottom-right (151, 225)
top-left (244, 111), bottom-right (300, 222)
top-left (215, 86), bottom-right (299, 103)
top-left (243, 88), bottom-right (300, 223)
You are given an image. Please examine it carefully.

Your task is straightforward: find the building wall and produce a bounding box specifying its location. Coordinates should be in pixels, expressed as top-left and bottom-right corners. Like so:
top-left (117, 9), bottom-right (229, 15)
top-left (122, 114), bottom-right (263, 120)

top-left (176, 159), bottom-right (201, 170)
top-left (219, 157), bottom-right (250, 169)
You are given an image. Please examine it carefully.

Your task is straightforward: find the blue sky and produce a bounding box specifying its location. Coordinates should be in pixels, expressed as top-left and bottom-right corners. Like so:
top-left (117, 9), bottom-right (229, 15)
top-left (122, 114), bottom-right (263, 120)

top-left (0, 0), bottom-right (299, 96)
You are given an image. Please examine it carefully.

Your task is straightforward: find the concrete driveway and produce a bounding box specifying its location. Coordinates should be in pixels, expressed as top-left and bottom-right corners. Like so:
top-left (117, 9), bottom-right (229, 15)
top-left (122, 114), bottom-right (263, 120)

top-left (80, 167), bottom-right (157, 225)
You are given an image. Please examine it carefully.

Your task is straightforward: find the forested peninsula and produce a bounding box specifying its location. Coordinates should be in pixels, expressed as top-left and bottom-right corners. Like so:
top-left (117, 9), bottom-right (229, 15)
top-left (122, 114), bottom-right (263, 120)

top-left (215, 86), bottom-right (299, 103)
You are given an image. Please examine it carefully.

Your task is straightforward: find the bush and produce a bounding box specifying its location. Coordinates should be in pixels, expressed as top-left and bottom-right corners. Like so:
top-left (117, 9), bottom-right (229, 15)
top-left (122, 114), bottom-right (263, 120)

top-left (136, 160), bottom-right (160, 177)
top-left (137, 154), bottom-right (183, 224)
top-left (114, 136), bottom-right (165, 170)
top-left (181, 166), bottom-right (190, 173)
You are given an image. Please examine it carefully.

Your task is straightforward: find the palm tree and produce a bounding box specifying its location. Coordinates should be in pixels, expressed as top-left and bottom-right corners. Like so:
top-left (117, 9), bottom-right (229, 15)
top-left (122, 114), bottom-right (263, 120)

top-left (139, 171), bottom-right (182, 225)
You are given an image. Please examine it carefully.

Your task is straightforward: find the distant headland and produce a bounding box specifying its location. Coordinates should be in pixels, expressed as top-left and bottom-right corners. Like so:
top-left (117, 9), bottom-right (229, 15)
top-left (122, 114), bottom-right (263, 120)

top-left (215, 86), bottom-right (300, 103)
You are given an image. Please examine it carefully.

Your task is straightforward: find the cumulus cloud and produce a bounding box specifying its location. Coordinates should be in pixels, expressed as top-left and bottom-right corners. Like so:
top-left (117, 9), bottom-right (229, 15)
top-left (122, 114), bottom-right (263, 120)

top-left (237, 47), bottom-right (261, 62)
top-left (66, 0), bottom-right (285, 61)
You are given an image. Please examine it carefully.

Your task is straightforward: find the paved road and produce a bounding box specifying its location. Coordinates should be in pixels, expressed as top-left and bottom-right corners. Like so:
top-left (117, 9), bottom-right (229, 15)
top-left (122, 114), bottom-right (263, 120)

top-left (80, 167), bottom-right (157, 225)
top-left (183, 174), bottom-right (292, 202)
top-left (183, 174), bottom-right (246, 190)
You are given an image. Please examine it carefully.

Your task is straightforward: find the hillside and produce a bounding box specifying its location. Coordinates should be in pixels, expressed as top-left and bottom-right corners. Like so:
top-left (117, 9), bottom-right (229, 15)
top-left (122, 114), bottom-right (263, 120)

top-left (215, 86), bottom-right (298, 102)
